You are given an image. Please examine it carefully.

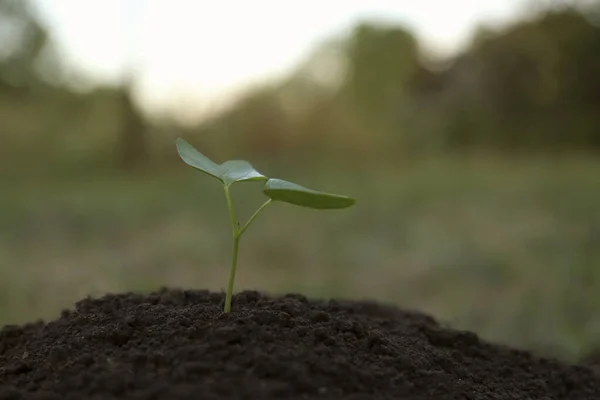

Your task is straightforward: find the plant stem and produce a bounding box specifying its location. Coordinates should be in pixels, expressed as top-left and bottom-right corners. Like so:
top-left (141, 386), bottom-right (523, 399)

top-left (222, 186), bottom-right (273, 313)
top-left (225, 234), bottom-right (240, 313)
top-left (223, 184), bottom-right (238, 313)
top-left (239, 199), bottom-right (272, 237)
top-left (223, 184), bottom-right (238, 237)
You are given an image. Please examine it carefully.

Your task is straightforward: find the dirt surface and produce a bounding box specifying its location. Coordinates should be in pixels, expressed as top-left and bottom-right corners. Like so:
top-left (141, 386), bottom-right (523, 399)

top-left (1, 288), bottom-right (599, 400)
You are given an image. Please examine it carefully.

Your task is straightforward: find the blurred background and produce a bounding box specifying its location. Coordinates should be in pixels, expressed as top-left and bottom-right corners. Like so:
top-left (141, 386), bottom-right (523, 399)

top-left (1, 0), bottom-right (600, 362)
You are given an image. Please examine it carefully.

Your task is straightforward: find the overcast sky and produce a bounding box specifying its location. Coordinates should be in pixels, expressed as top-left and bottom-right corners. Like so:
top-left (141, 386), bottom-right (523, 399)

top-left (34, 0), bottom-right (532, 120)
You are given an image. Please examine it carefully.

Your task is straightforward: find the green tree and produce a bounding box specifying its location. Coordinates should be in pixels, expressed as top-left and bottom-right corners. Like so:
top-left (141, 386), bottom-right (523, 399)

top-left (117, 74), bottom-right (149, 169)
top-left (342, 22), bottom-right (420, 135)
top-left (436, 6), bottom-right (600, 151)
top-left (0, 0), bottom-right (55, 92)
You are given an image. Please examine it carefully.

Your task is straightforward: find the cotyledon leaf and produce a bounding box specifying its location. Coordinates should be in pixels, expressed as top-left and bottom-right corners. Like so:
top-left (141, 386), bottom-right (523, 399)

top-left (263, 178), bottom-right (356, 209)
top-left (176, 138), bottom-right (268, 185)
top-left (218, 160), bottom-right (268, 186)
top-left (176, 138), bottom-right (220, 179)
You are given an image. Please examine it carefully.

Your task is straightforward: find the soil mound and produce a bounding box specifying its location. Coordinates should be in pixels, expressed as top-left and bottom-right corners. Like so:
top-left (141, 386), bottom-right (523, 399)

top-left (1, 288), bottom-right (599, 399)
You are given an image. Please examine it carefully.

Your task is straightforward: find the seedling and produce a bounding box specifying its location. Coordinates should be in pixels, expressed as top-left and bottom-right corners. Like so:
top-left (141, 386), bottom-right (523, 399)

top-left (176, 138), bottom-right (356, 312)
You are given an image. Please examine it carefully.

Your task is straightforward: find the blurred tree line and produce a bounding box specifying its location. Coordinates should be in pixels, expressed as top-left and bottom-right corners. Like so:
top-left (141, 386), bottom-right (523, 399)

top-left (0, 0), bottom-right (147, 175)
top-left (1, 0), bottom-right (599, 175)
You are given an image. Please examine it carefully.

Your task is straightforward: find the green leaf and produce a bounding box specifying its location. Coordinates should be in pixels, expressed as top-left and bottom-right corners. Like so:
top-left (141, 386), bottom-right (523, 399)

top-left (176, 138), bottom-right (268, 185)
top-left (176, 138), bottom-right (221, 179)
top-left (263, 178), bottom-right (356, 209)
top-left (218, 160), bottom-right (268, 186)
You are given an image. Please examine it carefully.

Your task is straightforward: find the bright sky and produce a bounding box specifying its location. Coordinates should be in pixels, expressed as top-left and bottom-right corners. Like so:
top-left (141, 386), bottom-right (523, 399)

top-left (34, 0), bottom-right (528, 121)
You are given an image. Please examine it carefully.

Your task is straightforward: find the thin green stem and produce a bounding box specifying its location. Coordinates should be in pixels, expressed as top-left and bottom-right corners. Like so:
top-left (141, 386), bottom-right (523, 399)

top-left (222, 186), bottom-right (272, 313)
top-left (223, 184), bottom-right (239, 313)
top-left (238, 198), bottom-right (272, 237)
top-left (224, 235), bottom-right (240, 313)
top-left (223, 184), bottom-right (238, 237)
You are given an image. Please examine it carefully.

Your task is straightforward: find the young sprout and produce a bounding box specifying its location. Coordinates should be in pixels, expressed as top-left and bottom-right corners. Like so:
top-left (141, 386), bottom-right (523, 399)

top-left (176, 138), bottom-right (356, 312)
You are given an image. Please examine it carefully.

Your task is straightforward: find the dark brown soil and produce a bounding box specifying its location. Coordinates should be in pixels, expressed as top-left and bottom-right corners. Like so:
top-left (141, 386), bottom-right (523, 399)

top-left (1, 288), bottom-right (599, 399)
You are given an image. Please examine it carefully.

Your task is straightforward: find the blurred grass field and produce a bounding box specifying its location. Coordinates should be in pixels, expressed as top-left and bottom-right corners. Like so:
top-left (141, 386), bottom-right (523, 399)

top-left (1, 155), bottom-right (600, 362)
